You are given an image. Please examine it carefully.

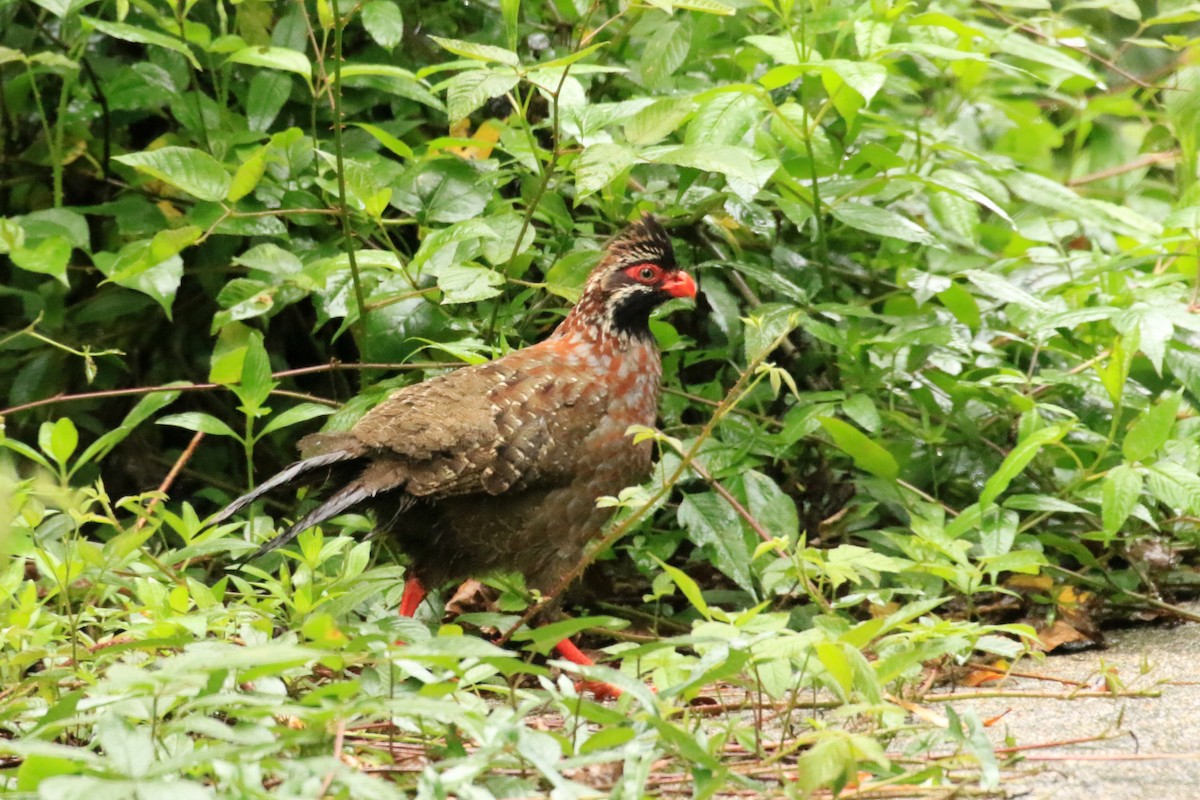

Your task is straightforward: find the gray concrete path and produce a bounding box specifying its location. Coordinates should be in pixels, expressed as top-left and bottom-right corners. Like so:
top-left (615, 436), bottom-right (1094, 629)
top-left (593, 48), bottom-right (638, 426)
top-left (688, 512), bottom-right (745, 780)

top-left (929, 612), bottom-right (1200, 799)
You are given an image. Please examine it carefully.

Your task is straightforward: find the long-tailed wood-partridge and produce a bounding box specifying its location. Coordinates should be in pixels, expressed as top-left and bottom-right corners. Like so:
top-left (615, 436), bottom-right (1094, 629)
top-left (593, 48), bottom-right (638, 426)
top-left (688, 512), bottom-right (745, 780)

top-left (211, 214), bottom-right (695, 696)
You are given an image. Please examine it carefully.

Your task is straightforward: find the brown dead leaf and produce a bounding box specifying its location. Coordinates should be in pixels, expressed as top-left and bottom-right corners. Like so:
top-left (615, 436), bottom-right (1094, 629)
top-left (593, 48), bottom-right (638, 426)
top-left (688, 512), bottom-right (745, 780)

top-left (868, 601), bottom-right (900, 618)
top-left (432, 119), bottom-right (503, 161)
top-left (1036, 619), bottom-right (1094, 652)
top-left (983, 709), bottom-right (1011, 727)
top-left (445, 579), bottom-right (498, 617)
top-left (156, 200), bottom-right (185, 220)
top-left (885, 692), bottom-right (949, 728)
top-left (962, 659), bottom-right (1010, 687)
top-left (1005, 574), bottom-right (1053, 593)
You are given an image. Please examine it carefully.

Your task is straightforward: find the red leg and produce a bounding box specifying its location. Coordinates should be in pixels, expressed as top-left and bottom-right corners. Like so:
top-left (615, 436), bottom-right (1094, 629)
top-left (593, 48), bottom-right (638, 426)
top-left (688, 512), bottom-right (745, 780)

top-left (399, 576), bottom-right (426, 617)
top-left (555, 638), bottom-right (622, 700)
top-left (554, 638), bottom-right (596, 666)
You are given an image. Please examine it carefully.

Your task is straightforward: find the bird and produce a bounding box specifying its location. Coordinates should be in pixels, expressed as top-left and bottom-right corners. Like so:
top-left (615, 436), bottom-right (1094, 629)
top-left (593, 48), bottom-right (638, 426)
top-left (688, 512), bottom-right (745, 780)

top-left (210, 214), bottom-right (696, 697)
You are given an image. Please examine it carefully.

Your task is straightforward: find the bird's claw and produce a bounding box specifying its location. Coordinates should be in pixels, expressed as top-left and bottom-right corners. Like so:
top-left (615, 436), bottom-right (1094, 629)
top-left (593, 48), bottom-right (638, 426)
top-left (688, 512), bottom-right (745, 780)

top-left (575, 679), bottom-right (623, 701)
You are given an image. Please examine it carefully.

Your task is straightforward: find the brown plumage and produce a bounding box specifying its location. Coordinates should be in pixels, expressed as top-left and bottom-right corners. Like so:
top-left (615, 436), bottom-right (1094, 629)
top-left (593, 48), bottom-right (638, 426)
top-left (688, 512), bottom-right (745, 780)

top-left (212, 215), bottom-right (694, 686)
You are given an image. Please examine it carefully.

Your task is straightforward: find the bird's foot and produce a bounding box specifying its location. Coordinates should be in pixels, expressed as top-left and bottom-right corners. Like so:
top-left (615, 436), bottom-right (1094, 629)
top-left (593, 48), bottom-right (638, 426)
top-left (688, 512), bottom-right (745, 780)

top-left (575, 678), bottom-right (623, 701)
top-left (554, 638), bottom-right (623, 700)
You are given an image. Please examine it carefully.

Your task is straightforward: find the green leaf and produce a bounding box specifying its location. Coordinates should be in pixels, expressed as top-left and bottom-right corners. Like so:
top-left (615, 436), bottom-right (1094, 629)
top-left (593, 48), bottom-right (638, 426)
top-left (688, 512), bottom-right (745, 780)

top-left (392, 159), bottom-right (491, 224)
top-left (652, 556), bottom-right (711, 619)
top-left (114, 147), bottom-right (231, 202)
top-left (501, 0), bottom-right (520, 50)
top-left (994, 30), bottom-right (1098, 84)
top-left (1123, 393), bottom-right (1180, 463)
top-left (936, 282), bottom-right (981, 329)
top-left (741, 470), bottom-right (800, 540)
top-left (637, 19), bottom-right (689, 88)
top-left (686, 91), bottom-right (761, 147)
top-left (361, 0), bottom-right (404, 49)
top-left (247, 71), bottom-right (291, 131)
top-left (1145, 461), bottom-right (1200, 515)
top-left (226, 46), bottom-right (312, 89)
top-left (437, 264), bottom-right (504, 303)
top-left (0, 217), bottom-right (25, 252)
top-left (820, 60), bottom-right (887, 103)
top-left (15, 753), bottom-right (81, 789)
top-left (646, 143), bottom-right (775, 202)
top-left (962, 269), bottom-right (1051, 311)
top-left (157, 412), bottom-right (241, 439)
top-left (744, 34), bottom-right (800, 65)
top-left (623, 96), bottom-right (693, 146)
top-left (829, 203), bottom-right (936, 245)
top-left (743, 304), bottom-right (800, 362)
top-left (814, 642), bottom-right (854, 697)
top-left (678, 491), bottom-right (755, 594)
top-left (340, 64), bottom-right (443, 109)
top-left (429, 36), bottom-right (519, 67)
top-left (1102, 465), bottom-right (1142, 536)
top-left (443, 68), bottom-right (520, 122)
top-left (39, 417), bottom-right (78, 466)
top-left (233, 243), bottom-right (304, 276)
top-left (11, 236), bottom-right (71, 286)
top-left (81, 17), bottom-right (200, 69)
top-left (510, 616), bottom-right (629, 655)
top-left (672, 0), bottom-right (735, 14)
top-left (259, 403), bottom-right (336, 437)
top-left (93, 246), bottom-right (183, 318)
top-left (575, 143), bottom-right (636, 198)
top-left (530, 42), bottom-right (608, 72)
top-left (352, 122), bottom-right (413, 160)
top-left (980, 422), bottom-right (1071, 508)
top-left (237, 333), bottom-right (275, 411)
top-left (819, 417), bottom-right (899, 480)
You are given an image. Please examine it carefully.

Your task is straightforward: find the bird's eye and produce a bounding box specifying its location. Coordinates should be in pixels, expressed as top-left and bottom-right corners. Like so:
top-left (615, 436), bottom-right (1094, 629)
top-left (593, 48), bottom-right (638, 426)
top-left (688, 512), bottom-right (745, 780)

top-left (624, 263), bottom-right (663, 284)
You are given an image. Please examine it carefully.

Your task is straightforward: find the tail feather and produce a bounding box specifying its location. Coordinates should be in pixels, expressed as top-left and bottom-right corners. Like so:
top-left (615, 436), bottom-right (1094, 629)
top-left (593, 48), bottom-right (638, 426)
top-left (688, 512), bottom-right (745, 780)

top-left (244, 482), bottom-right (374, 561)
top-left (209, 451), bottom-right (357, 526)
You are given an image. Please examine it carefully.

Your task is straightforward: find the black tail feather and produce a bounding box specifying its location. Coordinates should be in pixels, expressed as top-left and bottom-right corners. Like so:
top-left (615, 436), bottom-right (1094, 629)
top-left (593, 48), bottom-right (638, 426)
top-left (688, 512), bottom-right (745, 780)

top-left (244, 482), bottom-right (374, 561)
top-left (208, 451), bottom-right (356, 527)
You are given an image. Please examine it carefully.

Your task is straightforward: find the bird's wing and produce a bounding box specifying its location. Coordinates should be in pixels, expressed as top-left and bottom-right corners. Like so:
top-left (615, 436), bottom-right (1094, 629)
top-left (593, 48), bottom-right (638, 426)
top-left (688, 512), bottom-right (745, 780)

top-left (335, 357), bottom-right (607, 499)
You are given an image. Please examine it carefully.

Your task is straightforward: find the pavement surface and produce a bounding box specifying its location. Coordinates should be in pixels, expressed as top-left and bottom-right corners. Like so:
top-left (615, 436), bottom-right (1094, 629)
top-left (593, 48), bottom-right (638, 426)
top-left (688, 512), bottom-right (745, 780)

top-left (926, 608), bottom-right (1200, 799)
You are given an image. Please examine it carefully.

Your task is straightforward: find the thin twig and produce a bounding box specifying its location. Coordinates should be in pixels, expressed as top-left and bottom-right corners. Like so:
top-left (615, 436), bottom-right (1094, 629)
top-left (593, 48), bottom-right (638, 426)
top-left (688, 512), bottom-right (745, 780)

top-left (1068, 151), bottom-right (1179, 186)
top-left (685, 456), bottom-right (831, 612)
top-left (317, 719), bottom-right (348, 796)
top-left (133, 430), bottom-right (205, 531)
top-left (0, 361), bottom-right (446, 416)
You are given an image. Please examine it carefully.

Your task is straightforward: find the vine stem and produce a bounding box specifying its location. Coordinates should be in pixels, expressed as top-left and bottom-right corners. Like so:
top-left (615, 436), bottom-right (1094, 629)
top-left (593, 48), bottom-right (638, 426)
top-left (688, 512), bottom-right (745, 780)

top-left (328, 0), bottom-right (368, 359)
top-left (485, 62), bottom-right (575, 341)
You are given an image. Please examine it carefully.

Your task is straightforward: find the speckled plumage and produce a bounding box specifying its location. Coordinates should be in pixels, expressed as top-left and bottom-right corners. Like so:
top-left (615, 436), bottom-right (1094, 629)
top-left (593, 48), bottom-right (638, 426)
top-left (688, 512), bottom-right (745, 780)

top-left (213, 215), bottom-right (694, 600)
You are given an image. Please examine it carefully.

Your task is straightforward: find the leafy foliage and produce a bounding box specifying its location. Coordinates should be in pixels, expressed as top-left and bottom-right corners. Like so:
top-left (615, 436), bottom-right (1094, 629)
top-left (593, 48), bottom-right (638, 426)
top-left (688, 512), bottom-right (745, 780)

top-left (2, 0), bottom-right (1199, 795)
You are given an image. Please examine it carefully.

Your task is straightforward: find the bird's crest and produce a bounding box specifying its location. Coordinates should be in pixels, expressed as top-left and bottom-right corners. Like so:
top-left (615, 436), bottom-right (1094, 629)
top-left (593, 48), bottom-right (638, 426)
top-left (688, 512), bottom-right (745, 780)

top-left (606, 214), bottom-right (676, 270)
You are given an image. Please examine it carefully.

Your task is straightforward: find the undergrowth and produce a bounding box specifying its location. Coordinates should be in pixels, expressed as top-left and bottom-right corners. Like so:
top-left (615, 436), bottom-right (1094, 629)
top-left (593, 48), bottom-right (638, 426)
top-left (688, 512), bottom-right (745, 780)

top-left (3, 0), bottom-right (1200, 796)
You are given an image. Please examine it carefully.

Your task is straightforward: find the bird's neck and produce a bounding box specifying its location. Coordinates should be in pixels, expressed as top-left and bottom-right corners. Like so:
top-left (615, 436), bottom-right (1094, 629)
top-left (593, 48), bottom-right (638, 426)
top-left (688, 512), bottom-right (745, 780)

top-left (552, 291), bottom-right (653, 350)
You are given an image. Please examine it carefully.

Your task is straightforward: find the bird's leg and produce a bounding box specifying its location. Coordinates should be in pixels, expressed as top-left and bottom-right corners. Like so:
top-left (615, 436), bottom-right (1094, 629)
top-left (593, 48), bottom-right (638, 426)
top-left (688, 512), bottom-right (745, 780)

top-left (554, 638), bottom-right (623, 701)
top-left (398, 576), bottom-right (426, 617)
top-left (398, 577), bottom-right (622, 700)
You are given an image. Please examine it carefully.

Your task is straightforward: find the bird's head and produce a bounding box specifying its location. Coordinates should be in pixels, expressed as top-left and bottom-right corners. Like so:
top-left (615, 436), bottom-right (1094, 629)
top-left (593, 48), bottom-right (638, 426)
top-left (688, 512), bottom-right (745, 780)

top-left (565, 214), bottom-right (696, 342)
